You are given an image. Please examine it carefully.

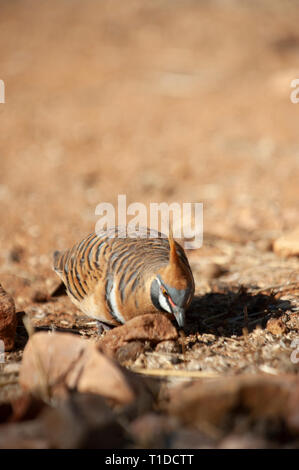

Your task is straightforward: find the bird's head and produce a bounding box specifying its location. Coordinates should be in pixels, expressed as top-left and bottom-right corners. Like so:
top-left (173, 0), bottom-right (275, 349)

top-left (150, 231), bottom-right (194, 328)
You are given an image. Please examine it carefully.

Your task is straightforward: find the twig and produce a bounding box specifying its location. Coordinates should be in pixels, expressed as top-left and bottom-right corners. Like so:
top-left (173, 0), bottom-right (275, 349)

top-left (242, 305), bottom-right (249, 339)
top-left (179, 329), bottom-right (186, 356)
top-left (0, 379), bottom-right (19, 387)
top-left (252, 282), bottom-right (299, 294)
top-left (131, 368), bottom-right (220, 378)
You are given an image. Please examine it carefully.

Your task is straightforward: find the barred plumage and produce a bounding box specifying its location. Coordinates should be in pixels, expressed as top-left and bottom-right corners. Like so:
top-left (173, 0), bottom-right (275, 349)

top-left (53, 226), bottom-right (195, 328)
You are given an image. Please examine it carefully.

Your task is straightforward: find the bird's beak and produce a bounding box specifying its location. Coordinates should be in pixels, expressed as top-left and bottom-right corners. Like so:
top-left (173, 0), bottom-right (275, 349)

top-left (172, 305), bottom-right (185, 328)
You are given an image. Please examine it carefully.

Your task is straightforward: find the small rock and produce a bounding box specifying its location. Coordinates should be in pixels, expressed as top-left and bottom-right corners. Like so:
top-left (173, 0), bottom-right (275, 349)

top-left (41, 393), bottom-right (129, 449)
top-left (285, 312), bottom-right (299, 330)
top-left (169, 429), bottom-right (215, 449)
top-left (3, 363), bottom-right (20, 374)
top-left (201, 263), bottom-right (227, 280)
top-left (266, 317), bottom-right (286, 336)
top-left (285, 383), bottom-right (299, 434)
top-left (273, 228), bottom-right (299, 257)
top-left (0, 421), bottom-right (48, 449)
top-left (255, 239), bottom-right (273, 252)
top-left (167, 375), bottom-right (299, 432)
top-left (32, 290), bottom-right (49, 303)
top-left (9, 393), bottom-right (46, 423)
top-left (167, 378), bottom-right (239, 430)
top-left (77, 343), bottom-right (136, 404)
top-left (130, 412), bottom-right (215, 449)
top-left (239, 378), bottom-right (290, 419)
top-left (0, 393), bottom-right (129, 449)
top-left (130, 413), bottom-right (178, 448)
top-left (0, 403), bottom-right (13, 424)
top-left (115, 341), bottom-right (145, 364)
top-left (155, 340), bottom-right (180, 354)
top-left (219, 433), bottom-right (270, 449)
top-left (0, 283), bottom-right (17, 351)
top-left (19, 331), bottom-right (87, 398)
top-left (9, 246), bottom-right (24, 263)
top-left (99, 313), bottom-right (178, 358)
top-left (19, 332), bottom-right (136, 405)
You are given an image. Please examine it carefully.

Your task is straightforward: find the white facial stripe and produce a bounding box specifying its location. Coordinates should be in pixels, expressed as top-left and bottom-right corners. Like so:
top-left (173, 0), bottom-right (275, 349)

top-left (156, 277), bottom-right (172, 313)
top-left (158, 291), bottom-right (172, 313)
top-left (109, 282), bottom-right (125, 324)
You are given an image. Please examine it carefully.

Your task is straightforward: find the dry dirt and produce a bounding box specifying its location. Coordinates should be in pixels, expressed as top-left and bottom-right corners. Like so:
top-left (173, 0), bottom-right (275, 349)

top-left (0, 0), bottom-right (298, 448)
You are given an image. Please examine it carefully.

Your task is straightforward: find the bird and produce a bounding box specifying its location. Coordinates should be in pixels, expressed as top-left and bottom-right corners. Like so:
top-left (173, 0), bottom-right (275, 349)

top-left (53, 226), bottom-right (195, 330)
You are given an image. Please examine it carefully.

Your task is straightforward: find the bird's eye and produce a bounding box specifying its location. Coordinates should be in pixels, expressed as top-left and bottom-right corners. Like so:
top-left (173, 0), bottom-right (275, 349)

top-left (161, 287), bottom-right (168, 297)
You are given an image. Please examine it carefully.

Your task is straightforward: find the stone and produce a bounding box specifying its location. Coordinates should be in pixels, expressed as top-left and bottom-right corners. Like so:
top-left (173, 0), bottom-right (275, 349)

top-left (77, 343), bottom-right (135, 404)
top-left (155, 340), bottom-right (180, 354)
top-left (130, 412), bottom-right (215, 449)
top-left (130, 413), bottom-right (178, 448)
top-left (41, 393), bottom-right (129, 449)
top-left (201, 263), bottom-right (227, 280)
top-left (115, 341), bottom-right (145, 364)
top-left (273, 228), bottom-right (299, 257)
top-left (9, 393), bottom-right (46, 423)
top-left (19, 331), bottom-right (87, 397)
top-left (0, 421), bottom-right (48, 449)
top-left (283, 382), bottom-right (299, 435)
top-left (99, 313), bottom-right (178, 358)
top-left (219, 434), bottom-right (270, 449)
top-left (167, 378), bottom-right (239, 429)
top-left (32, 290), bottom-right (49, 303)
top-left (0, 393), bottom-right (129, 449)
top-left (19, 331), bottom-right (136, 404)
top-left (166, 375), bottom-right (299, 432)
top-left (0, 283), bottom-right (17, 351)
top-left (266, 317), bottom-right (286, 336)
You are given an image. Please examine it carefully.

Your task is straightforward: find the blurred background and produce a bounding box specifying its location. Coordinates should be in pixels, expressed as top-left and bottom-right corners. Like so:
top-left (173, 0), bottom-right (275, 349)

top-left (0, 0), bottom-right (299, 299)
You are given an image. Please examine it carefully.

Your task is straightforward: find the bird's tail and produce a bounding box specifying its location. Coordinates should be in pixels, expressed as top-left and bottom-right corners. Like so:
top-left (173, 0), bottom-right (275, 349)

top-left (53, 250), bottom-right (64, 276)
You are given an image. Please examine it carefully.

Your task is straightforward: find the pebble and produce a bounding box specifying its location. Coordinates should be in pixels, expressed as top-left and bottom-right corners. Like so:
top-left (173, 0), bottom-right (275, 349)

top-left (273, 228), bottom-right (299, 257)
top-left (0, 283), bottom-right (17, 351)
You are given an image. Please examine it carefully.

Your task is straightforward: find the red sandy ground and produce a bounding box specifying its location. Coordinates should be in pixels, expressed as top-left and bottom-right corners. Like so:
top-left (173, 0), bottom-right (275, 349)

top-left (0, 0), bottom-right (298, 447)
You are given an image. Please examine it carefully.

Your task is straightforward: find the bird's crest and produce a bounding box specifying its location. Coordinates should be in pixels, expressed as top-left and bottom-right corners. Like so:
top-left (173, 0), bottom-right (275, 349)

top-left (168, 223), bottom-right (179, 267)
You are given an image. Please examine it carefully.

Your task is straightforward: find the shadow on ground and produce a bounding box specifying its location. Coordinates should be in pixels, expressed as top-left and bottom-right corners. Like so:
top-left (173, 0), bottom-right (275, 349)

top-left (186, 286), bottom-right (292, 337)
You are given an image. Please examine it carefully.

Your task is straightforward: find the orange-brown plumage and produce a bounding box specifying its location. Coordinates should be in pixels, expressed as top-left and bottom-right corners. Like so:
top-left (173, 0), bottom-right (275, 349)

top-left (53, 226), bottom-right (195, 329)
